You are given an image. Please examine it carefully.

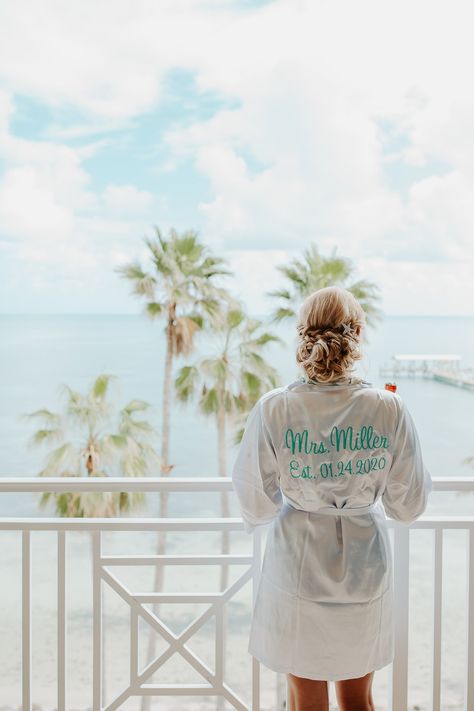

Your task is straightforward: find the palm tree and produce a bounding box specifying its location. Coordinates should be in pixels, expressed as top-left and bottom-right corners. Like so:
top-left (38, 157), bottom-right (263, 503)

top-left (24, 373), bottom-right (159, 705)
top-left (24, 374), bottom-right (160, 516)
top-left (268, 243), bottom-right (382, 329)
top-left (174, 298), bottom-right (281, 707)
top-left (116, 228), bottom-right (231, 701)
top-left (116, 227), bottom-right (231, 477)
top-left (175, 297), bottom-right (282, 591)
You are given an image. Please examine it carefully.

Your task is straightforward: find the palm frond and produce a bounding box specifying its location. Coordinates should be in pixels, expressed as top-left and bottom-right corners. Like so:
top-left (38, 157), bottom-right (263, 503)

top-left (269, 306), bottom-right (296, 323)
top-left (92, 374), bottom-right (115, 400)
top-left (266, 288), bottom-right (292, 301)
top-left (41, 443), bottom-right (79, 476)
top-left (29, 428), bottom-right (63, 446)
top-left (227, 308), bottom-right (245, 330)
top-left (241, 371), bottom-right (261, 397)
top-left (200, 255), bottom-right (233, 278)
top-left (122, 400), bottom-right (150, 415)
top-left (276, 262), bottom-right (308, 290)
top-left (145, 302), bottom-right (164, 318)
top-left (116, 261), bottom-right (157, 300)
top-left (175, 365), bottom-right (200, 402)
top-left (247, 332), bottom-right (282, 347)
top-left (115, 261), bottom-right (147, 281)
top-left (22, 408), bottom-right (61, 426)
top-left (186, 313), bottom-right (205, 329)
top-left (172, 315), bottom-right (201, 357)
top-left (200, 387), bottom-right (219, 415)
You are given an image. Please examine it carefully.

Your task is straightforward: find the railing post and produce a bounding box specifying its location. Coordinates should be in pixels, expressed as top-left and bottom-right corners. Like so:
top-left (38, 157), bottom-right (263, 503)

top-left (431, 528), bottom-right (442, 711)
top-left (22, 530), bottom-right (31, 711)
top-left (389, 524), bottom-right (410, 711)
top-left (252, 526), bottom-right (262, 711)
top-left (93, 531), bottom-right (102, 711)
top-left (57, 531), bottom-right (66, 711)
top-left (465, 527), bottom-right (474, 711)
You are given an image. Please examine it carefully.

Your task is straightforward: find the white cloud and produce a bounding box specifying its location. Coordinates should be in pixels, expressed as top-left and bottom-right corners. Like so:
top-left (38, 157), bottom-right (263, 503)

top-left (226, 248), bottom-right (289, 313)
top-left (159, 0), bottom-right (474, 268)
top-left (358, 257), bottom-right (474, 316)
top-left (0, 166), bottom-right (74, 241)
top-left (407, 172), bottom-right (474, 260)
top-left (1, 0), bottom-right (474, 313)
top-left (103, 185), bottom-right (154, 214)
top-left (0, 112), bottom-right (155, 287)
top-left (0, 89), bottom-right (13, 133)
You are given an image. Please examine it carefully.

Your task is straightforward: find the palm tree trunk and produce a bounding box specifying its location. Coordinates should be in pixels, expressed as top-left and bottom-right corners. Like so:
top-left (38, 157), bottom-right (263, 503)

top-left (141, 319), bottom-right (174, 711)
top-left (216, 402), bottom-right (229, 710)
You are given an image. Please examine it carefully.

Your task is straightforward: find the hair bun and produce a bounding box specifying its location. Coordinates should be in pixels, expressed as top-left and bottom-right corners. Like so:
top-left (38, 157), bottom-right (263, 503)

top-left (295, 288), bottom-right (365, 383)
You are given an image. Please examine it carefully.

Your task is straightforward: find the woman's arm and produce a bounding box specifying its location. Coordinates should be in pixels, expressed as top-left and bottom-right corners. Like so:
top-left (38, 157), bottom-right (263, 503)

top-left (382, 395), bottom-right (433, 525)
top-left (231, 397), bottom-right (283, 534)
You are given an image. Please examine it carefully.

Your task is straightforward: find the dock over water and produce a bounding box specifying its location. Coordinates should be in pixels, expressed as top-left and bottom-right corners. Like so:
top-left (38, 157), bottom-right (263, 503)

top-left (380, 354), bottom-right (474, 391)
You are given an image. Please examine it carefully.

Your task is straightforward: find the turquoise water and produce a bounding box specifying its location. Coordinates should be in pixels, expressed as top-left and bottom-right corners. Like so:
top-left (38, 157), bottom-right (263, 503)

top-left (1, 314), bottom-right (474, 511)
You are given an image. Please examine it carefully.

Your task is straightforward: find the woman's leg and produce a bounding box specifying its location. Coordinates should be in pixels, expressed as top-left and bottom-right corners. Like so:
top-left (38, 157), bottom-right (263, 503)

top-left (334, 670), bottom-right (375, 711)
top-left (286, 672), bottom-right (329, 711)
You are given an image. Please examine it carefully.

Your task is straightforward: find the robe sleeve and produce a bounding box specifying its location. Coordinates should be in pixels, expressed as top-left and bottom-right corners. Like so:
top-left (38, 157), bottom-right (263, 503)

top-left (231, 398), bottom-right (283, 534)
top-left (382, 395), bottom-right (433, 525)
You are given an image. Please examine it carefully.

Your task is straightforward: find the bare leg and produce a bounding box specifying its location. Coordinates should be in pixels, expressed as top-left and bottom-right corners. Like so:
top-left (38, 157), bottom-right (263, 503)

top-left (334, 670), bottom-right (375, 711)
top-left (286, 673), bottom-right (329, 711)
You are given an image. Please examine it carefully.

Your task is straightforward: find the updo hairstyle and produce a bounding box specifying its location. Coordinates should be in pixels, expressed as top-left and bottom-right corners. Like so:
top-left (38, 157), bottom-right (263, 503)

top-left (295, 286), bottom-right (366, 383)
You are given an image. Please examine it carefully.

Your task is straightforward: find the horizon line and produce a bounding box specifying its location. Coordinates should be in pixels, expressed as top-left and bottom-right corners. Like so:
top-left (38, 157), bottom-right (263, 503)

top-left (1, 312), bottom-right (474, 319)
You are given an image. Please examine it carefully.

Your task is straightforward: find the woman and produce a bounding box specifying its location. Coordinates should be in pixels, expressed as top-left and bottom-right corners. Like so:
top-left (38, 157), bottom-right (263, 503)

top-left (231, 286), bottom-right (433, 711)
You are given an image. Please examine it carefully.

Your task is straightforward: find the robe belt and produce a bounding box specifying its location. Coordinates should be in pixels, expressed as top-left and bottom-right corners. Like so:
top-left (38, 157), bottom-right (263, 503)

top-left (284, 499), bottom-right (381, 517)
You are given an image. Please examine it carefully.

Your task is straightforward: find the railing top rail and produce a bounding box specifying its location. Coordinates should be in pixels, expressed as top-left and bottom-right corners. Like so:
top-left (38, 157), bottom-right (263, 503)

top-left (0, 517), bottom-right (246, 531)
top-left (0, 477), bottom-right (233, 492)
top-left (0, 516), bottom-right (474, 531)
top-left (0, 476), bottom-right (472, 493)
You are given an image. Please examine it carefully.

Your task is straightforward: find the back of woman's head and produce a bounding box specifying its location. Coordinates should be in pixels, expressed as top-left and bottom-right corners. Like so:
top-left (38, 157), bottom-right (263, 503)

top-left (295, 286), bottom-right (366, 383)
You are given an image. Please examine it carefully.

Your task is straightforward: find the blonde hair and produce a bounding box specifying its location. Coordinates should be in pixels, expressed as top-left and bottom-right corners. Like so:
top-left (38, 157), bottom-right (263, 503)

top-left (295, 286), bottom-right (366, 383)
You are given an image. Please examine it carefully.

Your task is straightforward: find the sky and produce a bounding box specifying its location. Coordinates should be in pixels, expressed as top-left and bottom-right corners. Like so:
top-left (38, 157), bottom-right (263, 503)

top-left (0, 0), bottom-right (473, 316)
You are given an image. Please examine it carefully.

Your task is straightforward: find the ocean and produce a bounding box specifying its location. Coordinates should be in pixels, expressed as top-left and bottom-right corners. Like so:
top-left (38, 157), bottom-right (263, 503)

top-left (1, 314), bottom-right (474, 489)
top-left (0, 314), bottom-right (473, 710)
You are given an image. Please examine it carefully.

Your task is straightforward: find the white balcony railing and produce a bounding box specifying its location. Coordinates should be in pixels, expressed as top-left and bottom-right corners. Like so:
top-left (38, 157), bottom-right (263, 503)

top-left (0, 477), bottom-right (473, 711)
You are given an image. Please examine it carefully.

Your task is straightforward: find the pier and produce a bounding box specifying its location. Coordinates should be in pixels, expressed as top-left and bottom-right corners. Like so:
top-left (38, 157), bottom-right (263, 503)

top-left (380, 354), bottom-right (474, 391)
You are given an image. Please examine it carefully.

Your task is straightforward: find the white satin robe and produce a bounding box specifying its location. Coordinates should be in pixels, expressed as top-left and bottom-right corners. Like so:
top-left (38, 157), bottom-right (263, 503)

top-left (231, 377), bottom-right (433, 681)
